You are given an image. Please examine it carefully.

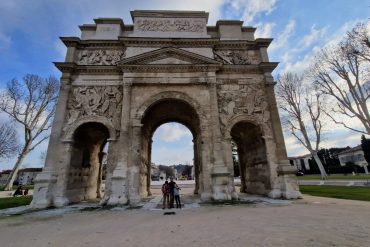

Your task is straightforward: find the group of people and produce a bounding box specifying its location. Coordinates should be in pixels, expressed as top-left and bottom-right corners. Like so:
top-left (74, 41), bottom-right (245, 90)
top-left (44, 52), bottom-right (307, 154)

top-left (161, 177), bottom-right (181, 209)
top-left (13, 186), bottom-right (29, 197)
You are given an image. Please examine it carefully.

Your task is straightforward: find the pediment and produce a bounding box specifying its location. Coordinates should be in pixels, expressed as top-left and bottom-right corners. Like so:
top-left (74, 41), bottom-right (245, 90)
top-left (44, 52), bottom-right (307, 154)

top-left (117, 47), bottom-right (220, 65)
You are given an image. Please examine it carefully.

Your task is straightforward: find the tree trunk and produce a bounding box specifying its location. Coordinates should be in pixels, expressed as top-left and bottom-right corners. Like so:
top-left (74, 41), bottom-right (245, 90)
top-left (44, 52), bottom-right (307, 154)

top-left (364, 165), bottom-right (369, 175)
top-left (4, 142), bottom-right (31, 191)
top-left (311, 152), bottom-right (328, 180)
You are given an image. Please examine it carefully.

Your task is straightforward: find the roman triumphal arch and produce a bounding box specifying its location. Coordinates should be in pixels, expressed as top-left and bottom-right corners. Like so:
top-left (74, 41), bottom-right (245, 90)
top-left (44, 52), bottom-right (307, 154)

top-left (31, 10), bottom-right (301, 208)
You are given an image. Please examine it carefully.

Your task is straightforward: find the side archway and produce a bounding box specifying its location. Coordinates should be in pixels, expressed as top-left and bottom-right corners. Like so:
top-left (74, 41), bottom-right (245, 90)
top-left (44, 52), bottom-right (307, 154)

top-left (228, 117), bottom-right (272, 196)
top-left (65, 122), bottom-right (110, 203)
top-left (62, 116), bottom-right (117, 142)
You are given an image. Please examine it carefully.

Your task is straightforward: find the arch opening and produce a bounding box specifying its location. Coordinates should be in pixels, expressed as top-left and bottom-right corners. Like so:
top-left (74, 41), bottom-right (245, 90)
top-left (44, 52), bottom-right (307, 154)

top-left (66, 122), bottom-right (110, 203)
top-left (230, 121), bottom-right (271, 195)
top-left (139, 98), bottom-right (202, 198)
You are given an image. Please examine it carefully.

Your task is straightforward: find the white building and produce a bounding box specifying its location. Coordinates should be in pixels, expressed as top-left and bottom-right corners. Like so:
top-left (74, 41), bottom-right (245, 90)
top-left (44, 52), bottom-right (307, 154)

top-left (0, 168), bottom-right (42, 186)
top-left (338, 145), bottom-right (369, 174)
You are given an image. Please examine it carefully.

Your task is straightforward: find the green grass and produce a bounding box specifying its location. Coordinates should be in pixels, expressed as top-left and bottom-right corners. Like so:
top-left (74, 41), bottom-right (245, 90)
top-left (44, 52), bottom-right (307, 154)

top-left (298, 175), bottom-right (370, 180)
top-left (0, 196), bottom-right (33, 210)
top-left (300, 185), bottom-right (370, 201)
top-left (0, 185), bottom-right (34, 191)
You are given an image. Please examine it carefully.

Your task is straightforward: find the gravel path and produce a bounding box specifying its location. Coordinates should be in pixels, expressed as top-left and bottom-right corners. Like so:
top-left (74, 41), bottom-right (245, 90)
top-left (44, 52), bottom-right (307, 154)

top-left (1, 195), bottom-right (370, 247)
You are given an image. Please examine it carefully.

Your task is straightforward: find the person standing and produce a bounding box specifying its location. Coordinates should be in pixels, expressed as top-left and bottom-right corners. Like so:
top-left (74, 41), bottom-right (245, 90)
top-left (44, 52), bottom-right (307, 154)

top-left (174, 184), bottom-right (181, 209)
top-left (168, 177), bottom-right (176, 209)
top-left (162, 181), bottom-right (169, 209)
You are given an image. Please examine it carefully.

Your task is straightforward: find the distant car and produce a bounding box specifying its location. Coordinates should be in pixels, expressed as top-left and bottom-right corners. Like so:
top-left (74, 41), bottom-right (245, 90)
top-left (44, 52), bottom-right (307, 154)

top-left (296, 171), bottom-right (304, 176)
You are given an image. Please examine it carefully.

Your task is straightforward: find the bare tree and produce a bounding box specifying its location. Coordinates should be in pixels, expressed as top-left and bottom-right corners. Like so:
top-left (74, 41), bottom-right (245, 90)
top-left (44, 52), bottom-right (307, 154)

top-left (0, 122), bottom-right (19, 158)
top-left (276, 73), bottom-right (328, 179)
top-left (0, 74), bottom-right (59, 190)
top-left (310, 22), bottom-right (370, 134)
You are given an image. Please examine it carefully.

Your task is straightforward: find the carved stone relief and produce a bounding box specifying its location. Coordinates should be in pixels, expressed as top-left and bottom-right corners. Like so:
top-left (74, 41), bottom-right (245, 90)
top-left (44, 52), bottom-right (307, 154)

top-left (217, 82), bottom-right (272, 136)
top-left (214, 50), bottom-right (261, 65)
top-left (136, 18), bottom-right (205, 32)
top-left (65, 86), bottom-right (123, 134)
top-left (77, 49), bottom-right (125, 65)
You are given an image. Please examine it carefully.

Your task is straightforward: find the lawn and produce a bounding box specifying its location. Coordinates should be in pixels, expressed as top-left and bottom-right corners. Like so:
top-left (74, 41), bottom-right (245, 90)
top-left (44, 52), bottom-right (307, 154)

top-left (298, 175), bottom-right (370, 180)
top-left (0, 196), bottom-right (33, 210)
top-left (0, 185), bottom-right (34, 191)
top-left (300, 185), bottom-right (370, 202)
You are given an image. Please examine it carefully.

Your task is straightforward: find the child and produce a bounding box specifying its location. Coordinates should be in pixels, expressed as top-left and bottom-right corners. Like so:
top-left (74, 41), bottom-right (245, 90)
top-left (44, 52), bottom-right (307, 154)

top-left (174, 184), bottom-right (181, 209)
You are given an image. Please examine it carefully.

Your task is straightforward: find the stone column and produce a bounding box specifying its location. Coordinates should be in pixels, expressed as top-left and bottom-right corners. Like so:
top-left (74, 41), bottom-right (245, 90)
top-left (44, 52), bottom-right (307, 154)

top-left (207, 78), bottom-right (233, 201)
top-left (264, 76), bottom-right (301, 199)
top-left (106, 81), bottom-right (131, 206)
top-left (222, 138), bottom-right (238, 199)
top-left (127, 124), bottom-right (142, 205)
top-left (31, 74), bottom-right (73, 208)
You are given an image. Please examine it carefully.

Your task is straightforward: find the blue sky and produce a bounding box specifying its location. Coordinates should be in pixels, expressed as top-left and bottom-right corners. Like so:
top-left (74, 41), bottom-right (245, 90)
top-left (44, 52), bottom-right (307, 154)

top-left (0, 0), bottom-right (369, 169)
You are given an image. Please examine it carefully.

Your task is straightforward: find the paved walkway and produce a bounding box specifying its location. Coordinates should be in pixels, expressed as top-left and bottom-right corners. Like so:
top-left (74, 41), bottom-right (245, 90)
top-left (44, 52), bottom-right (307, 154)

top-left (299, 179), bottom-right (370, 186)
top-left (1, 195), bottom-right (369, 247)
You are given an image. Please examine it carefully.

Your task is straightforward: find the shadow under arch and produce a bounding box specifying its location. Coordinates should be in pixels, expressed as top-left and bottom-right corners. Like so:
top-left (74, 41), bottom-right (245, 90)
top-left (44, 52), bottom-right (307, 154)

top-left (65, 122), bottom-right (110, 203)
top-left (138, 96), bottom-right (204, 198)
top-left (63, 116), bottom-right (117, 142)
top-left (229, 120), bottom-right (272, 196)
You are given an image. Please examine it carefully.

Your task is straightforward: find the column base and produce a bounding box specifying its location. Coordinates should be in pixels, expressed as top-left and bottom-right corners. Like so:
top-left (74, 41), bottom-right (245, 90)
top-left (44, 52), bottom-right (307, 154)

top-left (31, 169), bottom-right (57, 209)
top-left (106, 167), bottom-right (128, 206)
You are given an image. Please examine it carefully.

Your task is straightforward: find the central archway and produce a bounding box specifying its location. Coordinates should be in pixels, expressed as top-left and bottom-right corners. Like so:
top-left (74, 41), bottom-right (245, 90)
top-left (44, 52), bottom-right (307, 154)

top-left (139, 97), bottom-right (203, 198)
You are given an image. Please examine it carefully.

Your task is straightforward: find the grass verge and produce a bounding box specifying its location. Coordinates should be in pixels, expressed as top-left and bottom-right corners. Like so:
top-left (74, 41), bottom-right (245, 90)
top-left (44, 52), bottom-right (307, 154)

top-left (0, 196), bottom-right (33, 210)
top-left (300, 185), bottom-right (370, 202)
top-left (298, 175), bottom-right (370, 180)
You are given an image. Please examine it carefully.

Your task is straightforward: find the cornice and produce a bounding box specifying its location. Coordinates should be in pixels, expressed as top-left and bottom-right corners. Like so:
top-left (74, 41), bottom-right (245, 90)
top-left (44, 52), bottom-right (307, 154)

top-left (118, 37), bottom-right (219, 47)
top-left (259, 62), bottom-right (279, 72)
top-left (120, 64), bottom-right (221, 73)
top-left (218, 62), bottom-right (278, 73)
top-left (60, 36), bottom-right (272, 50)
top-left (117, 46), bottom-right (221, 65)
top-left (54, 62), bottom-right (77, 73)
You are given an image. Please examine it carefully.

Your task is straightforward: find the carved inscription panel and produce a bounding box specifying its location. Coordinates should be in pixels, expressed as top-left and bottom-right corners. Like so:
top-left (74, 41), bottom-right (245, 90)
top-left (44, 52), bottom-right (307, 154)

top-left (135, 18), bottom-right (205, 32)
top-left (65, 86), bottom-right (123, 133)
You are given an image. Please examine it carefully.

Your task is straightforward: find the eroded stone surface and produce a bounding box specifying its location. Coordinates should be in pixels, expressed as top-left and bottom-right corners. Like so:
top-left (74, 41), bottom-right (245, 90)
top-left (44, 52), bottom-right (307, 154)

top-left (31, 10), bottom-right (301, 209)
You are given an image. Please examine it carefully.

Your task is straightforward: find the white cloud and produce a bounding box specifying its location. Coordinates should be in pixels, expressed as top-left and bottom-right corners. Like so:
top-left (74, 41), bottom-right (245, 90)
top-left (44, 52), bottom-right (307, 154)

top-left (154, 123), bottom-right (192, 142)
top-left (226, 0), bottom-right (277, 23)
top-left (151, 145), bottom-right (194, 166)
top-left (0, 31), bottom-right (11, 50)
top-left (269, 20), bottom-right (296, 51)
top-left (300, 25), bottom-right (327, 48)
top-left (255, 22), bottom-right (276, 38)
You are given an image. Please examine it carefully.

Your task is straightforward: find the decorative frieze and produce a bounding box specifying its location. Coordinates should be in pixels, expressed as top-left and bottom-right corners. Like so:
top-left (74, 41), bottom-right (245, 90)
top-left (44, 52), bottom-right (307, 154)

top-left (77, 49), bottom-right (126, 65)
top-left (217, 83), bottom-right (272, 136)
top-left (214, 50), bottom-right (261, 65)
top-left (136, 18), bottom-right (205, 32)
top-left (65, 86), bottom-right (123, 132)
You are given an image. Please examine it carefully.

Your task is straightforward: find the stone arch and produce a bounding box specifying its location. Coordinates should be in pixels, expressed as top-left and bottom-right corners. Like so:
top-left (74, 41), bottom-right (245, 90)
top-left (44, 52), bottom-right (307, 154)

top-left (62, 116), bottom-right (117, 142)
top-left (65, 122), bottom-right (110, 204)
top-left (227, 115), bottom-right (272, 196)
top-left (223, 114), bottom-right (270, 140)
top-left (135, 91), bottom-right (207, 123)
top-left (135, 92), bottom-right (205, 198)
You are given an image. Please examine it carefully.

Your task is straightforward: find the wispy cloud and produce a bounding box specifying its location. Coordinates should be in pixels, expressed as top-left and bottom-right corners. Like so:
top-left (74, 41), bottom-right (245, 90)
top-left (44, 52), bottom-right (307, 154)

top-left (300, 25), bottom-right (327, 48)
top-left (255, 22), bottom-right (276, 38)
top-left (225, 0), bottom-right (277, 23)
top-left (154, 123), bottom-right (192, 142)
top-left (0, 31), bottom-right (11, 51)
top-left (269, 20), bottom-right (296, 51)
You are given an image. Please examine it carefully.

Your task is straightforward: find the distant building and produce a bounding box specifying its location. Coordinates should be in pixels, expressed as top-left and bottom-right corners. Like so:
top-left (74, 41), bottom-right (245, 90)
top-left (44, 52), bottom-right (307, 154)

top-left (0, 168), bottom-right (43, 185)
top-left (0, 170), bottom-right (12, 185)
top-left (338, 145), bottom-right (369, 174)
top-left (289, 154), bottom-right (312, 172)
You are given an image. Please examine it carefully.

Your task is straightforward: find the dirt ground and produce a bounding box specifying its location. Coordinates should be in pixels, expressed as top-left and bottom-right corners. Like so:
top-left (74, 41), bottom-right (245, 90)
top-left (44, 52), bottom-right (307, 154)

top-left (1, 190), bottom-right (370, 247)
